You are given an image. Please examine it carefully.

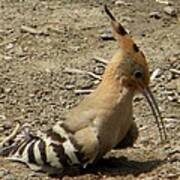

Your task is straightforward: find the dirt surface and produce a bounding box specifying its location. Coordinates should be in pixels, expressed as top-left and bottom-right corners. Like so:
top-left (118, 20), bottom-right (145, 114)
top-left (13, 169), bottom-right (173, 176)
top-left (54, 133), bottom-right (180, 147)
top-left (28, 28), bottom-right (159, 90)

top-left (0, 0), bottom-right (180, 179)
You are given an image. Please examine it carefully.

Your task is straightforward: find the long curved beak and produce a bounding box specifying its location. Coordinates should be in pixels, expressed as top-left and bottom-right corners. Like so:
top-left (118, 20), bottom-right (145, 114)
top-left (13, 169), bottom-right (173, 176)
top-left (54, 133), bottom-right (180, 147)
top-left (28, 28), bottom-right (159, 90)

top-left (140, 87), bottom-right (167, 142)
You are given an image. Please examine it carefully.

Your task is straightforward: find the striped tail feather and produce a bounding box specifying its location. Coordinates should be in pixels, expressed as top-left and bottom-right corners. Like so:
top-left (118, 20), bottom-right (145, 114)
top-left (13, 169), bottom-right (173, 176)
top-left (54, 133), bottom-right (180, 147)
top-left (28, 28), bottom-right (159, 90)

top-left (0, 122), bottom-right (81, 172)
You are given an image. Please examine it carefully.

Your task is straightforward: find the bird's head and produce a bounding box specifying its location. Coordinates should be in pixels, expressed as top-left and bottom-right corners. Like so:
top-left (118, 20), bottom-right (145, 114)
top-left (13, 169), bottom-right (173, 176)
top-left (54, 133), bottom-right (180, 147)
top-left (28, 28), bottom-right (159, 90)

top-left (104, 5), bottom-right (167, 142)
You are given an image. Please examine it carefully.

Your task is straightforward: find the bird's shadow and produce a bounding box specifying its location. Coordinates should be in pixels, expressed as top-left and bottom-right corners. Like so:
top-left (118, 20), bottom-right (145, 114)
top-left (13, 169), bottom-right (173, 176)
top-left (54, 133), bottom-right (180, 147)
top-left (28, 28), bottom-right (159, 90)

top-left (50, 156), bottom-right (164, 178)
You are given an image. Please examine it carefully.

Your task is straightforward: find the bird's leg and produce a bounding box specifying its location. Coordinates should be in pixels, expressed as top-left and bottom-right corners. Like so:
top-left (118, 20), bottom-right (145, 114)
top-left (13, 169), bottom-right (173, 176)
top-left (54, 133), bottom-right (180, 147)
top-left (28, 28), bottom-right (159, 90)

top-left (63, 57), bottom-right (108, 95)
top-left (114, 121), bottom-right (139, 149)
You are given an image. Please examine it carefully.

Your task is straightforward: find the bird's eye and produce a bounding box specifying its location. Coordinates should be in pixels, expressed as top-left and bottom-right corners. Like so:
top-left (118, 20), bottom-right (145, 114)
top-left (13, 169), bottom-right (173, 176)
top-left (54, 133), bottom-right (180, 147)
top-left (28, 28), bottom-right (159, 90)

top-left (134, 71), bottom-right (143, 79)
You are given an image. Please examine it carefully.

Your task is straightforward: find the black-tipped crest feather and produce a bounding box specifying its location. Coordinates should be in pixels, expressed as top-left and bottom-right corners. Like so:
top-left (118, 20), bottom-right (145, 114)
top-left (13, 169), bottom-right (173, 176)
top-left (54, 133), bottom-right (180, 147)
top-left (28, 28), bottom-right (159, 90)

top-left (104, 5), bottom-right (127, 36)
top-left (104, 5), bottom-right (116, 21)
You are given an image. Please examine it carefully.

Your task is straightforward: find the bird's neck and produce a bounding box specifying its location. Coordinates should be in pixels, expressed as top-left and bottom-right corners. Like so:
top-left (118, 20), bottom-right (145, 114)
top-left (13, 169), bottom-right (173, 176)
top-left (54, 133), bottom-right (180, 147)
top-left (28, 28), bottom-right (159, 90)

top-left (92, 59), bottom-right (134, 109)
top-left (90, 60), bottom-right (134, 155)
top-left (94, 78), bottom-right (133, 110)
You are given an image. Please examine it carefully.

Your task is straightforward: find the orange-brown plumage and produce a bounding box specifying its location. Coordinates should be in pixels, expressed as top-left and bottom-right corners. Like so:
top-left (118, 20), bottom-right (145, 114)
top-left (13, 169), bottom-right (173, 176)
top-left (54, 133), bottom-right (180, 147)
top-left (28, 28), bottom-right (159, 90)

top-left (103, 5), bottom-right (166, 141)
top-left (0, 5), bottom-right (167, 172)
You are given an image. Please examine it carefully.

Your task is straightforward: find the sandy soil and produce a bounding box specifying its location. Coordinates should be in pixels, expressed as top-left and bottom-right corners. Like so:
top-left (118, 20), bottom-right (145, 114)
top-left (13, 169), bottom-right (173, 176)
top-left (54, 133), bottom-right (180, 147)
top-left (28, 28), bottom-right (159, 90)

top-left (0, 0), bottom-right (179, 179)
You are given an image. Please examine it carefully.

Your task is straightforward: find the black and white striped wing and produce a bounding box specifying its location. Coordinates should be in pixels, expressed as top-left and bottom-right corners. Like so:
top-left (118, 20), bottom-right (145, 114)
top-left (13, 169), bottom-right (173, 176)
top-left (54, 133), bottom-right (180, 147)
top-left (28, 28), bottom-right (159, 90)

top-left (1, 122), bottom-right (81, 171)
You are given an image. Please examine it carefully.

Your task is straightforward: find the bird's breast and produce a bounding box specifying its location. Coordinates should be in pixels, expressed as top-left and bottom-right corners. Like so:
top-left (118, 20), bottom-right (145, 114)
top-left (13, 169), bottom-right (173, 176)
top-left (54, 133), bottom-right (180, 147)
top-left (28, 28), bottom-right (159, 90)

top-left (93, 90), bottom-right (134, 156)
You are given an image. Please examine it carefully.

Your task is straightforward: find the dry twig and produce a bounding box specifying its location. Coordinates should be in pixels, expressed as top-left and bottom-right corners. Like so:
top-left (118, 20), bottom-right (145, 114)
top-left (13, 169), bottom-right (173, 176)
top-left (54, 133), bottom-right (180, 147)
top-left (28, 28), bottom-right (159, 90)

top-left (21, 25), bottom-right (48, 35)
top-left (64, 68), bottom-right (102, 80)
top-left (74, 89), bottom-right (94, 94)
top-left (0, 123), bottom-right (20, 148)
top-left (170, 69), bottom-right (180, 75)
top-left (93, 56), bottom-right (109, 64)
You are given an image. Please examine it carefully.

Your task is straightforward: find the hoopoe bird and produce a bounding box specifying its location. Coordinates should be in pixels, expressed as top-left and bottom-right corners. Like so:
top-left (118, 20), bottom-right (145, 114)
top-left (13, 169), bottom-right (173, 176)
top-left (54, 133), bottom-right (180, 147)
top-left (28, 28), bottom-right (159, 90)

top-left (0, 5), bottom-right (167, 173)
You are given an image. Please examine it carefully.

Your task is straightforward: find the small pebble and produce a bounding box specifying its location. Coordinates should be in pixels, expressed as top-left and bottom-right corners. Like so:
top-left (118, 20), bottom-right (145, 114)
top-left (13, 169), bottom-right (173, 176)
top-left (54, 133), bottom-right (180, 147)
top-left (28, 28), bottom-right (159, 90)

top-left (165, 90), bottom-right (174, 96)
top-left (151, 68), bottom-right (161, 81)
top-left (5, 88), bottom-right (11, 93)
top-left (71, 46), bottom-right (80, 52)
top-left (149, 12), bottom-right (161, 19)
top-left (156, 0), bottom-right (171, 5)
top-left (5, 43), bottom-right (14, 50)
top-left (94, 65), bottom-right (105, 75)
top-left (165, 71), bottom-right (173, 81)
top-left (164, 6), bottom-right (177, 16)
top-left (93, 80), bottom-right (100, 85)
top-left (115, 0), bottom-right (126, 5)
top-left (3, 120), bottom-right (12, 129)
top-left (0, 127), bottom-right (4, 132)
top-left (167, 95), bottom-right (177, 102)
top-left (3, 56), bottom-right (13, 60)
top-left (0, 114), bottom-right (6, 120)
top-left (64, 84), bottom-right (75, 90)
top-left (115, 0), bottom-right (132, 6)
top-left (29, 93), bottom-right (35, 98)
top-left (100, 33), bottom-right (114, 40)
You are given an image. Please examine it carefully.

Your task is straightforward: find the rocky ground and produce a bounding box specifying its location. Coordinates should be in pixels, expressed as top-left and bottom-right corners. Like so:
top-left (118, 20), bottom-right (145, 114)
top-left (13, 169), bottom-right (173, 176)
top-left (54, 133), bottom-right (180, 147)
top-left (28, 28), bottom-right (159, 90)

top-left (0, 0), bottom-right (179, 179)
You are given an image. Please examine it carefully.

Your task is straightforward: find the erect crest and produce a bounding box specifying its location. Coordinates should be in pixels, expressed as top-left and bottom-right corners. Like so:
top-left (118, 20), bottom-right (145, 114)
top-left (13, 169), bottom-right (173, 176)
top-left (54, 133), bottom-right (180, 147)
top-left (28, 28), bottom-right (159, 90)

top-left (104, 5), bottom-right (141, 56)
